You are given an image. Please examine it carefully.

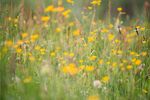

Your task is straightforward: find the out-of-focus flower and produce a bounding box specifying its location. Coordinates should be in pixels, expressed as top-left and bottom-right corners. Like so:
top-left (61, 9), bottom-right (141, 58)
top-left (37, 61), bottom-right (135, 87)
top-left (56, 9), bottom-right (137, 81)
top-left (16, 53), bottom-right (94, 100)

top-left (5, 40), bottom-right (13, 47)
top-left (35, 45), bottom-right (41, 50)
top-left (79, 59), bottom-right (84, 63)
top-left (91, 0), bottom-right (102, 6)
top-left (112, 62), bottom-right (117, 68)
top-left (106, 61), bottom-right (110, 65)
top-left (41, 16), bottom-right (50, 22)
top-left (141, 52), bottom-right (147, 56)
top-left (21, 32), bottom-right (28, 38)
top-left (101, 28), bottom-right (109, 33)
top-left (29, 55), bottom-right (35, 62)
top-left (30, 34), bottom-right (39, 42)
top-left (69, 22), bottom-right (74, 26)
top-left (54, 6), bottom-right (64, 12)
top-left (69, 52), bottom-right (74, 57)
top-left (88, 36), bottom-right (95, 42)
top-left (85, 66), bottom-right (95, 71)
top-left (62, 63), bottom-right (79, 75)
top-left (62, 9), bottom-right (71, 18)
top-left (40, 48), bottom-right (46, 55)
top-left (73, 29), bottom-right (80, 36)
top-left (44, 5), bottom-right (54, 12)
top-left (88, 6), bottom-right (93, 10)
top-left (87, 95), bottom-right (99, 100)
top-left (16, 48), bottom-right (22, 54)
top-left (66, 0), bottom-right (74, 4)
top-left (140, 27), bottom-right (145, 31)
top-left (93, 80), bottom-right (102, 88)
top-left (127, 65), bottom-right (132, 70)
top-left (135, 59), bottom-right (141, 65)
top-left (98, 59), bottom-right (103, 64)
top-left (101, 76), bottom-right (109, 83)
top-left (117, 7), bottom-right (123, 12)
top-left (50, 52), bottom-right (56, 57)
top-left (89, 55), bottom-right (97, 61)
top-left (130, 51), bottom-right (136, 56)
top-left (108, 34), bottom-right (115, 41)
top-left (55, 27), bottom-right (61, 33)
top-left (109, 24), bottom-right (113, 29)
top-left (23, 76), bottom-right (32, 83)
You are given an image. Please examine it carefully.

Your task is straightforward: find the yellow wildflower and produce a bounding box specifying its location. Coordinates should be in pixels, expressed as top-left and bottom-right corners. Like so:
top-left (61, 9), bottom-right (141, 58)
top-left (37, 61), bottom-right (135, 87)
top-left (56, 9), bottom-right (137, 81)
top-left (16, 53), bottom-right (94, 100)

top-left (35, 45), bottom-right (41, 50)
top-left (73, 29), bottom-right (80, 36)
top-left (141, 52), bottom-right (147, 56)
top-left (16, 48), bottom-right (22, 53)
top-left (30, 34), bottom-right (39, 42)
top-left (98, 59), bottom-right (103, 64)
top-left (112, 62), bottom-right (117, 68)
top-left (21, 32), bottom-right (28, 38)
top-left (62, 9), bottom-right (71, 18)
top-left (115, 39), bottom-right (120, 43)
top-left (88, 6), bottom-right (93, 10)
top-left (29, 56), bottom-right (35, 62)
top-left (85, 66), bottom-right (95, 71)
top-left (136, 26), bottom-right (140, 29)
top-left (127, 65), bottom-right (132, 70)
top-left (23, 76), bottom-right (32, 83)
top-left (44, 5), bottom-right (54, 12)
top-left (54, 6), bottom-right (64, 12)
top-left (117, 7), bottom-right (123, 12)
top-left (121, 67), bottom-right (125, 71)
top-left (101, 28), bottom-right (109, 33)
top-left (117, 50), bottom-right (123, 55)
top-left (5, 40), bottom-right (13, 47)
top-left (101, 76), bottom-right (110, 83)
top-left (109, 24), bottom-right (113, 29)
top-left (50, 52), bottom-right (56, 57)
top-left (135, 59), bottom-right (141, 65)
top-left (87, 95), bottom-right (99, 100)
top-left (123, 59), bottom-right (127, 63)
top-left (69, 22), bottom-right (74, 26)
top-left (69, 52), bottom-right (74, 57)
top-left (79, 59), bottom-right (84, 63)
top-left (140, 27), bottom-right (145, 31)
top-left (41, 16), bottom-right (50, 22)
top-left (108, 34), bottom-right (115, 41)
top-left (55, 27), bottom-right (61, 33)
top-left (91, 0), bottom-right (102, 6)
top-left (79, 65), bottom-right (85, 71)
top-left (40, 48), bottom-right (46, 55)
top-left (131, 58), bottom-right (137, 63)
top-left (64, 52), bottom-right (69, 56)
top-left (88, 36), bottom-right (95, 42)
top-left (14, 18), bottom-right (18, 23)
top-left (62, 63), bottom-right (79, 75)
top-left (17, 40), bottom-right (23, 45)
top-left (130, 51), bottom-right (136, 56)
top-left (106, 61), bottom-right (110, 65)
top-left (66, 0), bottom-right (74, 4)
top-left (89, 55), bottom-right (97, 61)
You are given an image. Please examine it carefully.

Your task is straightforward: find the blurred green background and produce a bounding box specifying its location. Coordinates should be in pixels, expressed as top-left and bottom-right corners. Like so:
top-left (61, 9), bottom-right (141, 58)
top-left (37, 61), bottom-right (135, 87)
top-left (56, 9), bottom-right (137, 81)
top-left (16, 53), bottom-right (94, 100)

top-left (0, 0), bottom-right (147, 19)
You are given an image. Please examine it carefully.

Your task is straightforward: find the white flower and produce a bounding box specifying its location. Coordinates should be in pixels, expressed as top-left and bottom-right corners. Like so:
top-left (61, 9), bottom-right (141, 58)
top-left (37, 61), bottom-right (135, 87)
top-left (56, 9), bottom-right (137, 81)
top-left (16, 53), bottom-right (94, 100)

top-left (93, 80), bottom-right (102, 88)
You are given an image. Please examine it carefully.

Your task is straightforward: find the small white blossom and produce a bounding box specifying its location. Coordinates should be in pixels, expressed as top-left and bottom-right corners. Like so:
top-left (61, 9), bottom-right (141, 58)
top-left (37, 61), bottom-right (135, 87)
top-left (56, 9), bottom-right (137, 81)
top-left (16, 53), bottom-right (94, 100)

top-left (93, 80), bottom-right (102, 88)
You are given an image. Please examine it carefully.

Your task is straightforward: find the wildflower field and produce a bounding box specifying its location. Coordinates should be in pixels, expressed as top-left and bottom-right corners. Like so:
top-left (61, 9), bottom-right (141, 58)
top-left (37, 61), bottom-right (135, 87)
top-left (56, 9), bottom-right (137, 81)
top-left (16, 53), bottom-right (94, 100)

top-left (0, 0), bottom-right (150, 100)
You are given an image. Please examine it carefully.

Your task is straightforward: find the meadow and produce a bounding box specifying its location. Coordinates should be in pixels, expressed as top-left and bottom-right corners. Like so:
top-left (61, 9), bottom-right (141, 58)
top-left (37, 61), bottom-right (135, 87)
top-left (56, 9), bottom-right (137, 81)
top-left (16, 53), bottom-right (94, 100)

top-left (0, 0), bottom-right (150, 100)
